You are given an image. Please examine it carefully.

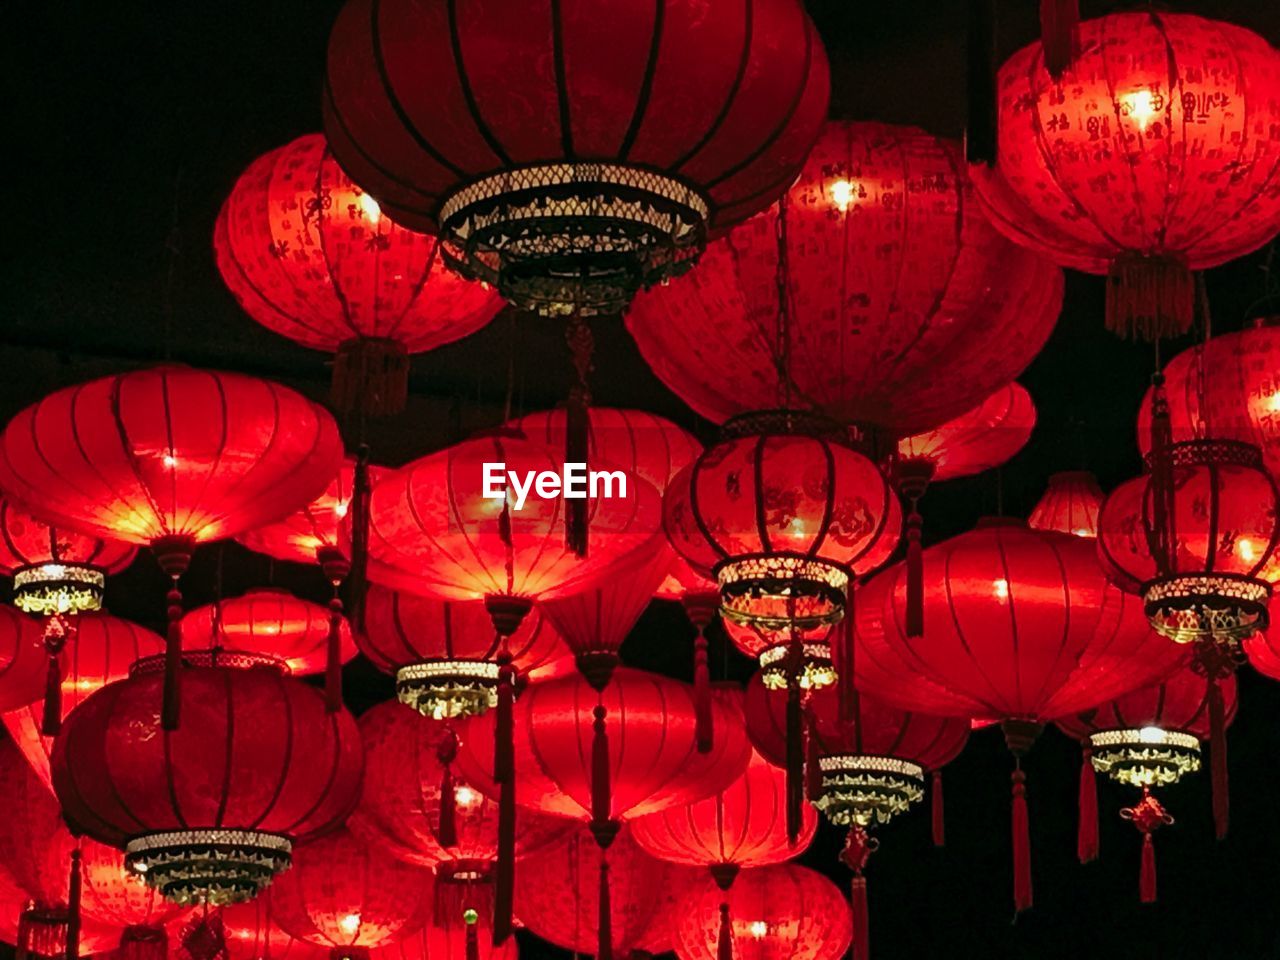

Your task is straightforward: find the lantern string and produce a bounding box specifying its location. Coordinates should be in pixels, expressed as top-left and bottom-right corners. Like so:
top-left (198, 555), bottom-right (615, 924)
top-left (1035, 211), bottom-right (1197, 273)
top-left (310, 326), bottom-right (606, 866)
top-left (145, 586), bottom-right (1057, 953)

top-left (1010, 762), bottom-right (1033, 914)
top-left (39, 613), bottom-right (70, 736)
top-left (63, 846), bottom-right (82, 960)
top-left (1194, 274), bottom-right (1213, 439)
top-left (436, 728), bottom-right (459, 849)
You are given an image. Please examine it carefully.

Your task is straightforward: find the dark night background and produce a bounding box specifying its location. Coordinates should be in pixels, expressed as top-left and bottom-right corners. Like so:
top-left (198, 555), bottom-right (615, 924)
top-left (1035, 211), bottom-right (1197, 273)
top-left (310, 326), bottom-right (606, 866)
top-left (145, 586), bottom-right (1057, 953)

top-left (3, 2), bottom-right (1280, 958)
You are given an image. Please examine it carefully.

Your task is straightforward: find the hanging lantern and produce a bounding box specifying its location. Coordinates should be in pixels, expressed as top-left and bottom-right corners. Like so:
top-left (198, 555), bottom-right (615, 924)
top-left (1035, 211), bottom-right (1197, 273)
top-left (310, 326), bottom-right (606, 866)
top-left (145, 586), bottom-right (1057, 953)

top-left (215, 134), bottom-right (504, 415)
top-left (324, 0), bottom-right (829, 317)
top-left (1028, 471), bottom-right (1105, 538)
top-left (206, 889), bottom-right (329, 960)
top-left (0, 366), bottom-right (343, 729)
top-left (973, 12), bottom-right (1280, 339)
top-left (1137, 319), bottom-right (1280, 481)
top-left (269, 829), bottom-right (435, 960)
top-left (627, 121), bottom-right (1062, 433)
top-left (1244, 606), bottom-right (1280, 681)
top-left (1057, 670), bottom-right (1236, 902)
top-left (0, 604), bottom-right (50, 712)
top-left (369, 910), bottom-right (517, 960)
top-left (721, 618), bottom-right (836, 693)
top-left (672, 864), bottom-right (851, 960)
top-left (50, 650), bottom-right (363, 905)
top-left (2, 611), bottom-right (165, 789)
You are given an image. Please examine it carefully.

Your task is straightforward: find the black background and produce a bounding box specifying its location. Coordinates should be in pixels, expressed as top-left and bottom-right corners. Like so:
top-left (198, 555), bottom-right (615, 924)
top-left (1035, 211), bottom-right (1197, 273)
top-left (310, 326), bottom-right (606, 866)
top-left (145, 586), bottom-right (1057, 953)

top-left (3, 2), bottom-right (1279, 958)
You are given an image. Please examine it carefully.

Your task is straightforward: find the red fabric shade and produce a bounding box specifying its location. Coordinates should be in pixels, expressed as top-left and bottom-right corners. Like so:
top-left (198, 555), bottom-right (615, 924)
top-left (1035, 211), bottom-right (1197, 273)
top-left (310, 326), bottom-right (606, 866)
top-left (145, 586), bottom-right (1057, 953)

top-left (1057, 669), bottom-right (1237, 744)
top-left (1028, 471), bottom-right (1105, 539)
top-left (0, 863), bottom-right (28, 944)
top-left (218, 893), bottom-right (330, 960)
top-left (0, 494), bottom-right (136, 579)
top-left (269, 828), bottom-right (434, 953)
top-left (1244, 609), bottom-right (1280, 681)
top-left (369, 914), bottom-right (517, 960)
top-left (180, 588), bottom-right (356, 677)
top-left (974, 12), bottom-right (1280, 338)
top-left (627, 121), bottom-right (1062, 433)
top-left (3, 611), bottom-right (165, 789)
top-left (0, 604), bottom-right (48, 711)
top-left (672, 864), bottom-right (852, 960)
top-left (896, 383), bottom-right (1035, 482)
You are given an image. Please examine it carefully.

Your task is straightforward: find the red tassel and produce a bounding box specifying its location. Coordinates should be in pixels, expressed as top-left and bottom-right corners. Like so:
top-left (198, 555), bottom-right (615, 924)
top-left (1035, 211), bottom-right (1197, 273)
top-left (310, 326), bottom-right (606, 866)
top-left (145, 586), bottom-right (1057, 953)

top-left (785, 677), bottom-right (803, 845)
top-left (931, 771), bottom-right (945, 848)
top-left (494, 651), bottom-right (514, 785)
top-left (835, 608), bottom-right (856, 725)
top-left (564, 312), bottom-right (593, 558)
top-left (1106, 255), bottom-right (1194, 341)
top-left (804, 709), bottom-right (823, 803)
top-left (332, 337), bottom-right (411, 417)
top-left (117, 927), bottom-right (168, 960)
top-left (905, 500), bottom-right (924, 638)
top-left (64, 848), bottom-right (81, 960)
top-left (1208, 678), bottom-right (1229, 840)
top-left (464, 911), bottom-right (480, 960)
top-left (1139, 833), bottom-right (1157, 904)
top-left (347, 447), bottom-right (372, 634)
top-left (1011, 766), bottom-right (1033, 913)
top-left (850, 874), bottom-right (870, 960)
top-left (19, 907), bottom-right (70, 960)
top-left (1039, 0), bottom-right (1079, 78)
top-left (324, 594), bottom-right (344, 712)
top-left (492, 651), bottom-right (515, 944)
top-left (1077, 746), bottom-right (1099, 864)
top-left (694, 630), bottom-right (712, 753)
top-left (41, 646), bottom-right (64, 737)
top-left (597, 856), bottom-right (613, 960)
top-left (716, 903), bottom-right (732, 960)
top-left (437, 729), bottom-right (459, 849)
top-left (162, 585), bottom-right (183, 731)
top-left (592, 703), bottom-right (612, 828)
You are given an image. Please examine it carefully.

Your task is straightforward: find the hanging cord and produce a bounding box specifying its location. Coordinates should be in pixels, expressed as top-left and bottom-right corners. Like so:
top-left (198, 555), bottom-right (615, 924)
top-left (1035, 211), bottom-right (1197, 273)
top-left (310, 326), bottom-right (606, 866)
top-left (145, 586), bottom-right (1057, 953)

top-left (773, 194), bottom-right (793, 410)
top-left (1194, 274), bottom-right (1213, 439)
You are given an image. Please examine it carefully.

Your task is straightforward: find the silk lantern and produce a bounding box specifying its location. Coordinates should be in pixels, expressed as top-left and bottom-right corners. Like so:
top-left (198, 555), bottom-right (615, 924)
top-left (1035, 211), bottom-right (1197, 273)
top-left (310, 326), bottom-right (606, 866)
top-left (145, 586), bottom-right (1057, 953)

top-left (1028, 471), bottom-right (1105, 538)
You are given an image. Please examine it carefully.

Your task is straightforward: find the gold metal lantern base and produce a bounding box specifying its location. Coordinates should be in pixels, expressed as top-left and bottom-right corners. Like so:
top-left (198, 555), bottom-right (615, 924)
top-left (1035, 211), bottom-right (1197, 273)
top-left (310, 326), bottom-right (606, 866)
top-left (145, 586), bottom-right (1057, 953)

top-left (1143, 574), bottom-right (1270, 645)
top-left (758, 641), bottom-right (836, 691)
top-left (125, 829), bottom-right (292, 905)
top-left (814, 754), bottom-right (925, 828)
top-left (396, 659), bottom-right (501, 720)
top-left (1088, 728), bottom-right (1201, 788)
top-left (13, 562), bottom-right (105, 616)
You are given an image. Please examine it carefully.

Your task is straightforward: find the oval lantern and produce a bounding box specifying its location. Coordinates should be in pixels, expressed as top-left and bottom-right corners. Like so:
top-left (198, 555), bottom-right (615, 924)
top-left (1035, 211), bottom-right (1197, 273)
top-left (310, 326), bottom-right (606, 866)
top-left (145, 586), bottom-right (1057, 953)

top-left (1028, 471), bottom-right (1106, 538)
top-left (324, 0), bottom-right (829, 317)
top-left (51, 650), bottom-right (363, 905)
top-left (627, 121), bottom-right (1062, 433)
top-left (0, 366), bottom-right (343, 728)
top-left (215, 134), bottom-right (504, 415)
top-left (974, 12), bottom-right (1280, 339)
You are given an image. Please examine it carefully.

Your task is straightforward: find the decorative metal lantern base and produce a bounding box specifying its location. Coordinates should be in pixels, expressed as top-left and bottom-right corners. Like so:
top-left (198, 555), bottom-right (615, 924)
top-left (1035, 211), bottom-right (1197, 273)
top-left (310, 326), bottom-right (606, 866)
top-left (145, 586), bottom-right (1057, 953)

top-left (758, 641), bottom-right (835, 691)
top-left (1088, 728), bottom-right (1201, 789)
top-left (396, 660), bottom-right (501, 719)
top-left (13, 562), bottom-right (105, 616)
top-left (438, 162), bottom-right (709, 317)
top-left (1143, 574), bottom-right (1270, 645)
top-left (814, 754), bottom-right (925, 827)
top-left (125, 829), bottom-right (292, 905)
top-left (718, 554), bottom-right (850, 631)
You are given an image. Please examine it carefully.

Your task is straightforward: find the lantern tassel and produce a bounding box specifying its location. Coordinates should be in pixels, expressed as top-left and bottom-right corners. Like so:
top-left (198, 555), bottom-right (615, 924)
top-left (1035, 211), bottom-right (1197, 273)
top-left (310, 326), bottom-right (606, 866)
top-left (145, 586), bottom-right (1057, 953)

top-left (931, 770), bottom-right (945, 848)
top-left (40, 614), bottom-right (69, 736)
top-left (64, 847), bottom-right (81, 960)
top-left (716, 903), bottom-right (732, 960)
top-left (850, 874), bottom-right (870, 960)
top-left (162, 584), bottom-right (183, 731)
top-left (1039, 0), bottom-right (1079, 78)
top-left (1106, 255), bottom-right (1194, 341)
top-left (465, 911), bottom-right (480, 960)
top-left (117, 927), bottom-right (168, 960)
top-left (1139, 833), bottom-right (1157, 904)
top-left (965, 0), bottom-right (997, 164)
top-left (347, 447), bottom-right (372, 634)
top-left (592, 703), bottom-right (612, 829)
top-left (597, 856), bottom-right (612, 960)
top-left (835, 605), bottom-right (856, 725)
top-left (437, 729), bottom-right (460, 849)
top-left (324, 595), bottom-right (344, 712)
top-left (564, 312), bottom-right (594, 558)
top-left (1078, 746), bottom-right (1099, 864)
top-left (785, 674), bottom-right (803, 845)
top-left (1208, 678), bottom-right (1229, 840)
top-left (905, 498), bottom-right (925, 637)
top-left (1011, 766), bottom-right (1033, 913)
top-left (694, 629), bottom-right (712, 754)
top-left (492, 650), bottom-right (515, 944)
top-left (332, 337), bottom-right (410, 417)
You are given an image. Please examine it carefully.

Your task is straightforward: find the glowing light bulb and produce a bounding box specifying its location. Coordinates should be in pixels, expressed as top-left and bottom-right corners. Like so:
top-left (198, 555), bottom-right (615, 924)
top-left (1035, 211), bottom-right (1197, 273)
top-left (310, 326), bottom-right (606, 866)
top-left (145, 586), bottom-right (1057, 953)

top-left (455, 785), bottom-right (481, 810)
top-left (1072, 528), bottom-right (1091, 538)
top-left (748, 921), bottom-right (769, 940)
top-left (358, 192), bottom-right (381, 225)
top-left (339, 914), bottom-right (361, 935)
top-left (1121, 89), bottom-right (1158, 132)
top-left (163, 454), bottom-right (177, 469)
top-left (787, 517), bottom-right (807, 539)
top-left (830, 179), bottom-right (855, 212)
top-left (992, 578), bottom-right (1010, 600)
top-left (1138, 726), bottom-right (1166, 744)
top-left (1267, 391), bottom-right (1280, 413)
top-left (1237, 539), bottom-right (1257, 563)
top-left (132, 862), bottom-right (149, 874)
top-left (334, 501), bottom-right (350, 519)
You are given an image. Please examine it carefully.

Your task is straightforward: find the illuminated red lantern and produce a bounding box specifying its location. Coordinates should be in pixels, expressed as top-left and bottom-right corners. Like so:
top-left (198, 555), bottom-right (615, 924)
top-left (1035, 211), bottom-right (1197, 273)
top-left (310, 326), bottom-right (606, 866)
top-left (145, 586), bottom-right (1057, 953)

top-left (215, 134), bottom-right (503, 415)
top-left (0, 604), bottom-right (48, 712)
top-left (1028, 471), bottom-right (1105, 538)
top-left (0, 863), bottom-right (27, 947)
top-left (1244, 609), bottom-right (1280, 681)
top-left (369, 911), bottom-right (516, 960)
top-left (51, 650), bottom-right (363, 904)
top-left (1137, 319), bottom-right (1280, 480)
top-left (269, 828), bottom-right (435, 959)
top-left (627, 121), bottom-right (1062, 433)
top-left (3, 611), bottom-right (165, 789)
top-left (1056, 669), bottom-right (1236, 901)
top-left (515, 824), bottom-right (696, 959)
top-left (324, 0), bottom-right (829, 316)
top-left (0, 366), bottom-right (343, 728)
top-left (974, 12), bottom-right (1280, 339)
top-left (672, 864), bottom-right (851, 960)
top-left (202, 890), bottom-right (328, 960)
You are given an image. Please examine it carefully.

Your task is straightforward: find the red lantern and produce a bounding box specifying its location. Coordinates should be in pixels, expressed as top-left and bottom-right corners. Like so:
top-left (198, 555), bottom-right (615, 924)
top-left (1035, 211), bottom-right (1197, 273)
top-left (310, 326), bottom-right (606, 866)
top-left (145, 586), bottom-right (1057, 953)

top-left (515, 824), bottom-right (696, 959)
top-left (215, 134), bottom-right (503, 415)
top-left (3, 611), bottom-right (165, 789)
top-left (215, 894), bottom-right (329, 960)
top-left (1244, 609), bottom-right (1280, 680)
top-left (0, 366), bottom-right (343, 728)
top-left (0, 604), bottom-right (48, 712)
top-left (269, 828), bottom-right (435, 959)
top-left (0, 863), bottom-right (27, 947)
top-left (627, 121), bottom-right (1062, 433)
top-left (1137, 319), bottom-right (1280, 480)
top-left (1028, 471), bottom-right (1105, 539)
top-left (1056, 669), bottom-right (1237, 902)
top-left (369, 911), bottom-right (516, 960)
top-left (50, 650), bottom-right (363, 904)
top-left (323, 0), bottom-right (829, 316)
top-left (974, 12), bottom-right (1280, 339)
top-left (672, 864), bottom-right (852, 960)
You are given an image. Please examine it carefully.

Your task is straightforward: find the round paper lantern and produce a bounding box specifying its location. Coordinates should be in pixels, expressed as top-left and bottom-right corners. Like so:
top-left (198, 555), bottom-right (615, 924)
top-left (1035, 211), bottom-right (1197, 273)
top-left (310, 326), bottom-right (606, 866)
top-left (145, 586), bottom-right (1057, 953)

top-left (974, 12), bottom-right (1280, 339)
top-left (0, 604), bottom-right (48, 712)
top-left (1028, 471), bottom-right (1105, 538)
top-left (180, 589), bottom-right (356, 677)
top-left (0, 366), bottom-right (343, 728)
top-left (324, 0), bottom-right (829, 316)
top-left (1097, 440), bottom-right (1279, 644)
top-left (51, 650), bottom-right (363, 905)
top-left (1137, 319), bottom-right (1280, 480)
top-left (3, 611), bottom-right (165, 789)
top-left (627, 121), bottom-right (1063, 432)
top-left (672, 864), bottom-right (852, 960)
top-left (215, 134), bottom-right (503, 415)
top-left (269, 829), bottom-right (434, 959)
top-left (0, 495), bottom-right (135, 617)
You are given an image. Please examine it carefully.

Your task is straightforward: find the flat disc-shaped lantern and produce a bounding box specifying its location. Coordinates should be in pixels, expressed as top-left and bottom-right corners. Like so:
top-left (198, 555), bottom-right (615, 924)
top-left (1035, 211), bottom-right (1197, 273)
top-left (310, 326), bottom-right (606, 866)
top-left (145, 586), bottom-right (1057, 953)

top-left (51, 650), bottom-right (363, 905)
top-left (672, 864), bottom-right (852, 960)
top-left (973, 12), bottom-right (1280, 339)
top-left (324, 0), bottom-right (829, 316)
top-left (269, 828), bottom-right (435, 960)
top-left (627, 121), bottom-right (1063, 432)
top-left (215, 134), bottom-right (503, 415)
top-left (1137, 319), bottom-right (1280, 480)
top-left (0, 366), bottom-right (343, 728)
top-left (3, 611), bottom-right (165, 789)
top-left (1028, 471), bottom-right (1105, 539)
